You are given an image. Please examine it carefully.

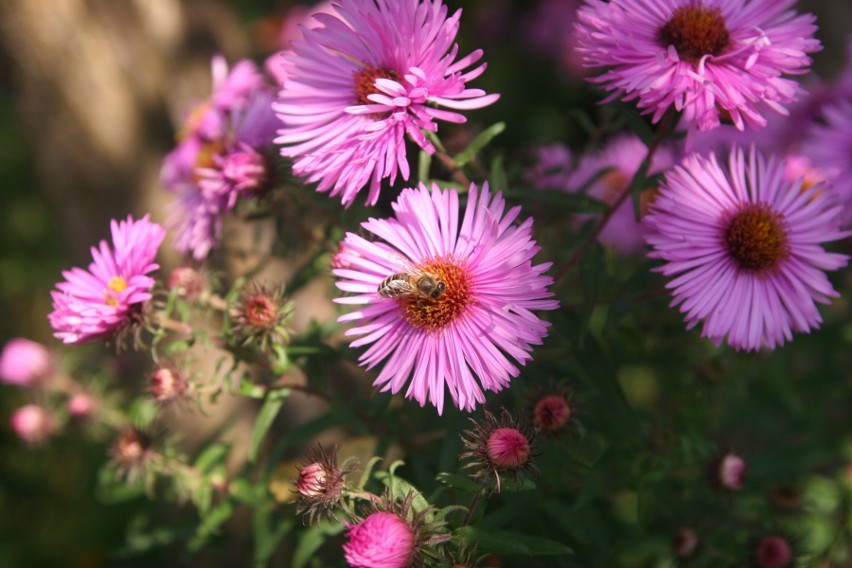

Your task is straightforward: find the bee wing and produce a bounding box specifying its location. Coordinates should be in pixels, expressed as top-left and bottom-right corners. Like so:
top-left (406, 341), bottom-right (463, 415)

top-left (378, 278), bottom-right (417, 297)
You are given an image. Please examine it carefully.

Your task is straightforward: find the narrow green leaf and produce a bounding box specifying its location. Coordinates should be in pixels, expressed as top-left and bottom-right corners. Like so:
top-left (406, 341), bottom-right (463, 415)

top-left (375, 469), bottom-right (431, 515)
top-left (194, 443), bottom-right (230, 474)
top-left (418, 149), bottom-right (433, 181)
top-left (357, 456), bottom-right (383, 491)
top-left (293, 521), bottom-right (346, 568)
top-left (453, 526), bottom-right (573, 556)
top-left (435, 472), bottom-right (479, 493)
top-left (187, 500), bottom-right (235, 553)
top-left (454, 122), bottom-right (505, 167)
top-left (249, 391), bottom-right (290, 463)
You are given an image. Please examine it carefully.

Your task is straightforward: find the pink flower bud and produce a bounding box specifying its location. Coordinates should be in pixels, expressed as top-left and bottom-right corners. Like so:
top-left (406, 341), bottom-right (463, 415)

top-left (167, 267), bottom-right (203, 302)
top-left (533, 394), bottom-right (572, 432)
top-left (486, 427), bottom-right (531, 469)
top-left (0, 338), bottom-right (53, 387)
top-left (756, 535), bottom-right (792, 568)
top-left (10, 404), bottom-right (56, 444)
top-left (67, 393), bottom-right (97, 420)
top-left (673, 528), bottom-right (699, 558)
top-left (343, 511), bottom-right (416, 568)
top-left (717, 452), bottom-right (746, 490)
top-left (296, 462), bottom-right (329, 498)
top-left (150, 367), bottom-right (188, 402)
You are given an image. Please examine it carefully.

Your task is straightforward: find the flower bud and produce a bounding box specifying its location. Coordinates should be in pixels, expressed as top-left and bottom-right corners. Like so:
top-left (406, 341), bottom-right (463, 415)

top-left (0, 338), bottom-right (54, 387)
top-left (486, 428), bottom-right (530, 469)
top-left (533, 393), bottom-right (572, 432)
top-left (716, 452), bottom-right (746, 491)
top-left (67, 393), bottom-right (97, 420)
top-left (150, 367), bottom-right (188, 403)
top-left (755, 535), bottom-right (792, 568)
top-left (10, 404), bottom-right (56, 444)
top-left (168, 267), bottom-right (204, 302)
top-left (673, 528), bottom-right (699, 558)
top-left (343, 511), bottom-right (415, 568)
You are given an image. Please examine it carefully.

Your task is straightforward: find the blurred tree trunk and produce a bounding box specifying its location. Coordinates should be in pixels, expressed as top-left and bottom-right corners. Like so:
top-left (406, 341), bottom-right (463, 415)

top-left (0, 0), bottom-right (248, 264)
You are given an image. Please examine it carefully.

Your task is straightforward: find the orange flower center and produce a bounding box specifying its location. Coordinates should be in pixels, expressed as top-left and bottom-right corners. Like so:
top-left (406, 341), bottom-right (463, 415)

top-left (724, 203), bottom-right (790, 271)
top-left (659, 4), bottom-right (730, 64)
top-left (399, 258), bottom-right (472, 331)
top-left (353, 65), bottom-right (402, 106)
top-left (245, 295), bottom-right (278, 329)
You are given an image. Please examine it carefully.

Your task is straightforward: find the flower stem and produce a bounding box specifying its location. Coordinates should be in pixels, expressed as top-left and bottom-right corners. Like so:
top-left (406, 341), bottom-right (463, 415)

top-left (433, 147), bottom-right (471, 187)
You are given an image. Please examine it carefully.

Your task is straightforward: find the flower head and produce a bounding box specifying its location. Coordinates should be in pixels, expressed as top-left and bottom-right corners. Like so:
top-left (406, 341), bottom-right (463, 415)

top-left (163, 57), bottom-right (277, 261)
top-left (344, 511), bottom-right (416, 568)
top-left (67, 393), bottom-right (98, 421)
top-left (460, 408), bottom-right (537, 493)
top-left (644, 147), bottom-right (849, 351)
top-left (294, 445), bottom-right (353, 524)
top-left (49, 215), bottom-right (165, 346)
top-left (713, 452), bottom-right (746, 491)
top-left (575, 0), bottom-right (821, 132)
top-left (333, 182), bottom-right (558, 414)
top-left (10, 404), bottom-right (56, 445)
top-left (274, 0), bottom-right (499, 206)
top-left (529, 382), bottom-right (577, 435)
top-left (0, 338), bottom-right (54, 387)
top-left (230, 281), bottom-right (294, 351)
top-left (755, 534), bottom-right (793, 568)
top-left (801, 100), bottom-right (852, 225)
top-left (150, 366), bottom-right (189, 403)
top-left (110, 429), bottom-right (155, 482)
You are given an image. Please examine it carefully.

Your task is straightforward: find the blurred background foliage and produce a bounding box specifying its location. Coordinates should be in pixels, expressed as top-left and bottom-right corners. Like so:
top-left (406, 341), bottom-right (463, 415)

top-left (0, 1), bottom-right (851, 567)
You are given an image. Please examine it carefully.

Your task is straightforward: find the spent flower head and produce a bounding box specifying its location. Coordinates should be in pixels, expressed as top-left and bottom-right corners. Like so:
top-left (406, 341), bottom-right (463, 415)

top-left (230, 281), bottom-right (293, 352)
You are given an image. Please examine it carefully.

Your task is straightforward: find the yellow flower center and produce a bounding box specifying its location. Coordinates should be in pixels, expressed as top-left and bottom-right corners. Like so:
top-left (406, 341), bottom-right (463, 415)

top-left (104, 276), bottom-right (128, 307)
top-left (399, 258), bottom-right (472, 331)
top-left (659, 4), bottom-right (731, 64)
top-left (724, 204), bottom-right (790, 271)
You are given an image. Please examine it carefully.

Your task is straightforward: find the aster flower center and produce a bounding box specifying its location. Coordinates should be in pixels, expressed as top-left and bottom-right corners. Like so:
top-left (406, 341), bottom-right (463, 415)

top-left (244, 295), bottom-right (279, 329)
top-left (724, 204), bottom-right (790, 272)
top-left (399, 259), bottom-right (472, 331)
top-left (104, 276), bottom-right (128, 307)
top-left (193, 139), bottom-right (227, 177)
top-left (353, 65), bottom-right (402, 106)
top-left (659, 4), bottom-right (731, 63)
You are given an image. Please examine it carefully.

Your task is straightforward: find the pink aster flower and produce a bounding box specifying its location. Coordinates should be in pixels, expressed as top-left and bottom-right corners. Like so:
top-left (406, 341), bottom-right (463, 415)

top-left (575, 0), bottom-right (821, 132)
top-left (0, 338), bottom-right (54, 387)
top-left (48, 215), bottom-right (165, 345)
top-left (333, 182), bottom-right (558, 414)
top-left (343, 511), bottom-right (416, 568)
top-left (801, 100), bottom-right (852, 226)
top-left (567, 135), bottom-right (675, 255)
top-left (274, 0), bottom-right (500, 207)
top-left (644, 147), bottom-right (849, 351)
top-left (162, 57), bottom-right (277, 261)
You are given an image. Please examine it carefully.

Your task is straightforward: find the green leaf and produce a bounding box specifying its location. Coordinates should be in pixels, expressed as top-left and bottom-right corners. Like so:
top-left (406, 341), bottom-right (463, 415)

top-left (375, 468), bottom-right (431, 516)
top-left (489, 154), bottom-right (508, 191)
top-left (229, 478), bottom-right (264, 506)
top-left (454, 122), bottom-right (505, 167)
top-left (435, 472), bottom-right (480, 493)
top-left (453, 526), bottom-right (573, 556)
top-left (237, 374), bottom-right (268, 399)
top-left (293, 521), bottom-right (346, 568)
top-left (95, 465), bottom-right (146, 504)
top-left (187, 500), bottom-right (235, 553)
top-left (249, 390), bottom-right (290, 463)
top-left (357, 456), bottom-right (383, 491)
top-left (502, 187), bottom-right (608, 213)
top-left (194, 443), bottom-right (230, 474)
top-left (418, 149), bottom-right (432, 181)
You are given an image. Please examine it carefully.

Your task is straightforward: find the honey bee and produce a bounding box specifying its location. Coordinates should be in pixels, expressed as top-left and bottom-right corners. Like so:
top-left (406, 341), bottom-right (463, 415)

top-left (377, 270), bottom-right (446, 303)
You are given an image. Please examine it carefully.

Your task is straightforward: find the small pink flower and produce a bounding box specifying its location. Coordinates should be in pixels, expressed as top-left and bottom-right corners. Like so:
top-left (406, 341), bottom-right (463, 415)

top-left (755, 535), bottom-right (793, 568)
top-left (343, 511), bottom-right (416, 568)
top-left (0, 338), bottom-right (54, 387)
top-left (296, 462), bottom-right (328, 498)
top-left (48, 215), bottom-right (165, 346)
top-left (486, 428), bottom-right (531, 469)
top-left (10, 404), bottom-right (56, 444)
top-left (717, 452), bottom-right (746, 491)
top-left (67, 393), bottom-right (98, 420)
top-left (294, 445), bottom-right (352, 523)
